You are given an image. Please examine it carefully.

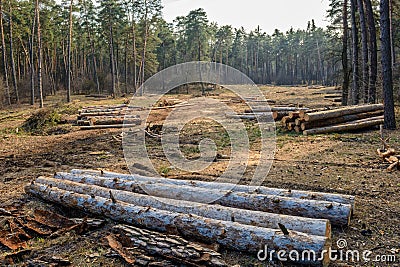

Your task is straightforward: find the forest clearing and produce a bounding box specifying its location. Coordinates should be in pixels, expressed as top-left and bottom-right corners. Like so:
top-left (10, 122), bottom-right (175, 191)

top-left (0, 85), bottom-right (399, 266)
top-left (0, 0), bottom-right (400, 265)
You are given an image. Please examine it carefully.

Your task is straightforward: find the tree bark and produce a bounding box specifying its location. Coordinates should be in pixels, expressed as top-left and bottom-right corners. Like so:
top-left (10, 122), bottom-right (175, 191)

top-left (36, 0), bottom-right (43, 108)
top-left (55, 172), bottom-right (353, 226)
top-left (301, 110), bottom-right (384, 130)
top-left (364, 0), bottom-right (377, 104)
top-left (69, 169), bottom-right (355, 208)
top-left (302, 104), bottom-right (383, 122)
top-left (350, 0), bottom-right (360, 105)
top-left (26, 183), bottom-right (331, 267)
top-left (37, 176), bottom-right (331, 237)
top-left (380, 0), bottom-right (396, 130)
top-left (111, 224), bottom-right (227, 267)
top-left (109, 24), bottom-right (116, 97)
top-left (0, 0), bottom-right (10, 105)
top-left (304, 117), bottom-right (384, 135)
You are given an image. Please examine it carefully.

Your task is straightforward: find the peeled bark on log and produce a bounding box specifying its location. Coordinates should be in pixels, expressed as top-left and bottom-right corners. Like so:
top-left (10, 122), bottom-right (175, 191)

top-left (303, 118), bottom-right (383, 136)
top-left (26, 184), bottom-right (331, 266)
top-left (111, 224), bottom-right (228, 267)
top-left (69, 169), bottom-right (355, 208)
top-left (55, 172), bottom-right (352, 226)
top-left (300, 110), bottom-right (384, 131)
top-left (37, 177), bottom-right (331, 237)
top-left (302, 104), bottom-right (383, 122)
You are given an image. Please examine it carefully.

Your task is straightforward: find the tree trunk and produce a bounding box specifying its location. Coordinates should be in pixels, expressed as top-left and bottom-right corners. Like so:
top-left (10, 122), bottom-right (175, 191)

top-left (37, 176), bottom-right (331, 237)
top-left (302, 104), bottom-right (383, 122)
top-left (0, 0), bottom-right (10, 105)
top-left (26, 183), bottom-right (331, 267)
top-left (350, 0), bottom-right (360, 105)
top-left (8, 2), bottom-right (18, 103)
top-left (364, 0), bottom-right (377, 104)
top-left (36, 0), bottom-right (43, 108)
top-left (109, 24), bottom-right (116, 97)
top-left (342, 0), bottom-right (350, 106)
top-left (303, 117), bottom-right (384, 135)
top-left (357, 0), bottom-right (369, 103)
top-left (55, 172), bottom-right (353, 226)
top-left (66, 0), bottom-right (73, 103)
top-left (70, 169), bottom-right (355, 208)
top-left (380, 0), bottom-right (396, 129)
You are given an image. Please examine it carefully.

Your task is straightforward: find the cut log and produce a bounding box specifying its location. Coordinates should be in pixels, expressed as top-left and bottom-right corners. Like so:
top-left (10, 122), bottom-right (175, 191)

top-left (302, 104), bottom-right (383, 122)
top-left (289, 112), bottom-right (300, 119)
top-left (37, 177), bottom-right (331, 237)
top-left (272, 111), bottom-right (288, 121)
top-left (80, 123), bottom-right (141, 130)
top-left (303, 118), bottom-right (384, 136)
top-left (111, 224), bottom-right (228, 267)
top-left (89, 116), bottom-right (141, 126)
top-left (79, 111), bottom-right (127, 117)
top-left (54, 172), bottom-right (352, 226)
top-left (300, 111), bottom-right (384, 131)
top-left (69, 169), bottom-right (356, 208)
top-left (324, 95), bottom-right (342, 99)
top-left (26, 184), bottom-right (330, 266)
top-left (225, 113), bottom-right (273, 121)
top-left (294, 126), bottom-right (301, 133)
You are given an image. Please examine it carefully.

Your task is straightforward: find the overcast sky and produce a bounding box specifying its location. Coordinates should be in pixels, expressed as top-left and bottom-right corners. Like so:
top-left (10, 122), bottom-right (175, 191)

top-left (161, 0), bottom-right (330, 34)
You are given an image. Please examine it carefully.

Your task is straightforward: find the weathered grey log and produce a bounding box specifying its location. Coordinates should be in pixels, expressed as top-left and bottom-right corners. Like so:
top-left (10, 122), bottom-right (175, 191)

top-left (225, 113), bottom-right (273, 121)
top-left (55, 172), bottom-right (352, 226)
top-left (26, 184), bottom-right (330, 266)
top-left (301, 104), bottom-right (383, 122)
top-left (80, 123), bottom-right (141, 130)
top-left (303, 118), bottom-right (384, 136)
top-left (112, 224), bottom-right (227, 267)
top-left (300, 110), bottom-right (384, 130)
top-left (69, 169), bottom-right (355, 208)
top-left (37, 177), bottom-right (331, 237)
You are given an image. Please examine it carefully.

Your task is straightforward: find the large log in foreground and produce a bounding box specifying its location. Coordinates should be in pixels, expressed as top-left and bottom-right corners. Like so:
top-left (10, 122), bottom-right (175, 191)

top-left (301, 104), bottom-right (383, 122)
top-left (303, 118), bottom-right (384, 136)
top-left (55, 172), bottom-right (352, 226)
top-left (26, 184), bottom-right (330, 266)
top-left (69, 169), bottom-right (355, 208)
top-left (37, 177), bottom-right (331, 237)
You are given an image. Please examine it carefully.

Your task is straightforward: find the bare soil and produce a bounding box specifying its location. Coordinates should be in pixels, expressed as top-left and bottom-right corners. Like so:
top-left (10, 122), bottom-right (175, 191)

top-left (0, 87), bottom-right (399, 266)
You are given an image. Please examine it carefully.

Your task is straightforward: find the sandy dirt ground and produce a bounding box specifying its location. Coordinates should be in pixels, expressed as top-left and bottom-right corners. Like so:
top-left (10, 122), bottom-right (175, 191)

top-left (0, 86), bottom-right (399, 266)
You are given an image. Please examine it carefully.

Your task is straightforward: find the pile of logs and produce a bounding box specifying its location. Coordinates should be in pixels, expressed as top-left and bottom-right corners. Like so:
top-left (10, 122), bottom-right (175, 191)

top-left (377, 136), bottom-right (399, 172)
top-left (26, 169), bottom-right (357, 266)
top-left (281, 104), bottom-right (384, 135)
top-left (77, 105), bottom-right (142, 130)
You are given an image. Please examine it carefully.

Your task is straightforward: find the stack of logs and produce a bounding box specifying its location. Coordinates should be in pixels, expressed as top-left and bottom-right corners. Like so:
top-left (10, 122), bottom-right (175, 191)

top-left (77, 105), bottom-right (142, 130)
top-left (281, 104), bottom-right (384, 135)
top-left (26, 169), bottom-right (356, 266)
